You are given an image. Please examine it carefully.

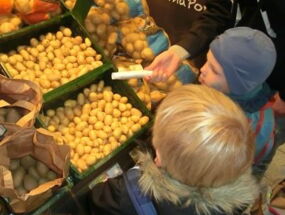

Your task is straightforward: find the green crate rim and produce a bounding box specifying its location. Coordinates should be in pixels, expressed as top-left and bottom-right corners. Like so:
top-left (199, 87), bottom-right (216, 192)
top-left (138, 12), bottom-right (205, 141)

top-left (26, 177), bottom-right (73, 215)
top-left (43, 63), bottom-right (113, 103)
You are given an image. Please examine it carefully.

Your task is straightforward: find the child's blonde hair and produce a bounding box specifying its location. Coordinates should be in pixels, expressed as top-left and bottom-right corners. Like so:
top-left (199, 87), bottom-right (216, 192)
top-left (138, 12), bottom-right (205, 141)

top-left (153, 84), bottom-right (254, 187)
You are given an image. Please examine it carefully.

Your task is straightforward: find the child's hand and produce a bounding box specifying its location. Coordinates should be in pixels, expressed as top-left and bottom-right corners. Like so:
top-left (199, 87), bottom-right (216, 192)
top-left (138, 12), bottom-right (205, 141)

top-left (272, 93), bottom-right (285, 116)
top-left (144, 49), bottom-right (182, 82)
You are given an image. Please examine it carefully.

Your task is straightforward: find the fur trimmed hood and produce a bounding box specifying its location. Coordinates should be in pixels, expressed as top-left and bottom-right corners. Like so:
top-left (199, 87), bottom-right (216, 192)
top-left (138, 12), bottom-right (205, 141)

top-left (137, 152), bottom-right (260, 215)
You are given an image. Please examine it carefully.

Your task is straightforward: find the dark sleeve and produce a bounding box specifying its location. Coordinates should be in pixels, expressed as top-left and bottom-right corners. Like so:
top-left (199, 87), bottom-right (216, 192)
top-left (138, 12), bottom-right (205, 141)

top-left (88, 176), bottom-right (137, 215)
top-left (177, 0), bottom-right (234, 58)
top-left (265, 0), bottom-right (285, 101)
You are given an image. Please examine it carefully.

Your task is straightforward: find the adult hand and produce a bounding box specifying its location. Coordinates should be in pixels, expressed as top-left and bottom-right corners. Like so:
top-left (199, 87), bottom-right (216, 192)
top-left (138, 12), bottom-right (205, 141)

top-left (144, 48), bottom-right (182, 82)
top-left (272, 93), bottom-right (285, 116)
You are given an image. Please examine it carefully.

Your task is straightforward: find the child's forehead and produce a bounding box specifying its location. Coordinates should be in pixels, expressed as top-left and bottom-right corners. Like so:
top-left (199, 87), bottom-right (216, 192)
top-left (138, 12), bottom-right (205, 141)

top-left (208, 51), bottom-right (224, 74)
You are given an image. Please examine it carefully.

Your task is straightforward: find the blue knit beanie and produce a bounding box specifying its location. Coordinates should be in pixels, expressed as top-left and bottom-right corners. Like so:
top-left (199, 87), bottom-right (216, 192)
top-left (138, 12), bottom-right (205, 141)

top-left (210, 27), bottom-right (276, 95)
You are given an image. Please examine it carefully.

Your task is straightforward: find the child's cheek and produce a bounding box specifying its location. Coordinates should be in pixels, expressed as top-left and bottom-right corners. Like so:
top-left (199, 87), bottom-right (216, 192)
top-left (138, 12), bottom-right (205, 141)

top-left (211, 82), bottom-right (226, 93)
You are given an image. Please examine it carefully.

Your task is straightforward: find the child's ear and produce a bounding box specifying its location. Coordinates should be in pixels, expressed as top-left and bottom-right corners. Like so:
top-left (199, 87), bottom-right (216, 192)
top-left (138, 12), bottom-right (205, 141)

top-left (154, 149), bottom-right (162, 167)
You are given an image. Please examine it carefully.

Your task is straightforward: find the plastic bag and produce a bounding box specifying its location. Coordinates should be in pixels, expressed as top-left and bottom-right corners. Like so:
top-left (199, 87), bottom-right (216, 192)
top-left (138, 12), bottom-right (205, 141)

top-left (119, 16), bottom-right (169, 63)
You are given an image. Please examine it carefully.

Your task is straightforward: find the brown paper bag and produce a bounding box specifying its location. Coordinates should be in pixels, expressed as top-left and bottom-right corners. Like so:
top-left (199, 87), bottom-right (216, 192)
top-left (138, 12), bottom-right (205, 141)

top-left (0, 75), bottom-right (42, 127)
top-left (0, 124), bottom-right (70, 213)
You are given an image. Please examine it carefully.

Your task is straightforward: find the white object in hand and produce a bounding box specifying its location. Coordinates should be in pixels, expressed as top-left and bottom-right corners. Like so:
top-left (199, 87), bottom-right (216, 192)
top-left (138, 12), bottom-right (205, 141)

top-left (111, 70), bottom-right (153, 80)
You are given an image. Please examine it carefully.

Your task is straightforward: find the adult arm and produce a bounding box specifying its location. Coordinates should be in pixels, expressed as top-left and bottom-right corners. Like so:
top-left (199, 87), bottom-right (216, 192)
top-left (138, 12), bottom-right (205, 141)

top-left (146, 0), bottom-right (234, 82)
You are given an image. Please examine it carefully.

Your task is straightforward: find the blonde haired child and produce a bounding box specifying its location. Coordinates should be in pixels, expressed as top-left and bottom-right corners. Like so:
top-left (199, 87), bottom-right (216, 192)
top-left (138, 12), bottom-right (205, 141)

top-left (89, 84), bottom-right (259, 215)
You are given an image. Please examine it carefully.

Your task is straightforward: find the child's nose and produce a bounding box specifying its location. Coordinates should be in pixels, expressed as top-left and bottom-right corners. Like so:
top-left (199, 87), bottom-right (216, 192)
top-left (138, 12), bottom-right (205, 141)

top-left (200, 64), bottom-right (207, 76)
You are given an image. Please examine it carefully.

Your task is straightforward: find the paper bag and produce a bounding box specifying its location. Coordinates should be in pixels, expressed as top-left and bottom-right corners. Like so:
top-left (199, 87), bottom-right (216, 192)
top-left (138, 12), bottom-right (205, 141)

top-left (0, 124), bottom-right (70, 213)
top-left (0, 75), bottom-right (42, 127)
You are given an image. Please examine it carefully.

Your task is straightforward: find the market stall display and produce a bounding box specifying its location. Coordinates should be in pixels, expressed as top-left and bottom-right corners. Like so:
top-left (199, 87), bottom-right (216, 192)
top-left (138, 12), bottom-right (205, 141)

top-left (0, 13), bottom-right (114, 105)
top-left (0, 0), bottom-right (172, 213)
top-left (38, 73), bottom-right (152, 179)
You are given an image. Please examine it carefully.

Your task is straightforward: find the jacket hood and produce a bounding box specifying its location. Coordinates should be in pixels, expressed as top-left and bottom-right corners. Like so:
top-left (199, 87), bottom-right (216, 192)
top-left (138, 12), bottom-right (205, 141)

top-left (137, 152), bottom-right (260, 215)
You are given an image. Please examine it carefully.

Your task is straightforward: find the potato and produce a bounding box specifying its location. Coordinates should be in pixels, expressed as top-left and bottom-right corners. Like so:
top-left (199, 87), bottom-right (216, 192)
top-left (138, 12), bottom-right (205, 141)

top-left (46, 171), bottom-right (57, 180)
top-left (6, 108), bottom-right (21, 123)
top-left (38, 178), bottom-right (48, 185)
top-left (141, 48), bottom-right (154, 61)
top-left (0, 115), bottom-right (5, 122)
top-left (28, 167), bottom-right (40, 180)
top-left (36, 162), bottom-right (49, 177)
top-left (16, 186), bottom-right (27, 196)
top-left (20, 155), bottom-right (36, 169)
top-left (0, 108), bottom-right (7, 116)
top-left (150, 90), bottom-right (166, 103)
top-left (12, 167), bottom-right (25, 188)
top-left (10, 159), bottom-right (20, 171)
top-left (24, 174), bottom-right (38, 191)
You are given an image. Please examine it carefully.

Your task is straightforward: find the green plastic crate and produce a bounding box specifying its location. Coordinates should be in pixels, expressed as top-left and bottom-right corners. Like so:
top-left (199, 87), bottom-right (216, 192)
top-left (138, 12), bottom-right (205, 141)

top-left (41, 70), bottom-right (153, 181)
top-left (0, 197), bottom-right (9, 215)
top-left (0, 12), bottom-right (114, 104)
top-left (25, 177), bottom-right (74, 215)
top-left (71, 0), bottom-right (94, 24)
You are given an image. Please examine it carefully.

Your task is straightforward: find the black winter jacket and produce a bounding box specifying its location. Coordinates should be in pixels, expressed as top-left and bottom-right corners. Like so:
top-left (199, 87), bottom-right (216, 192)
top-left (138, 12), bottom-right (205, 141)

top-left (236, 0), bottom-right (285, 100)
top-left (145, 0), bottom-right (234, 61)
top-left (89, 152), bottom-right (259, 215)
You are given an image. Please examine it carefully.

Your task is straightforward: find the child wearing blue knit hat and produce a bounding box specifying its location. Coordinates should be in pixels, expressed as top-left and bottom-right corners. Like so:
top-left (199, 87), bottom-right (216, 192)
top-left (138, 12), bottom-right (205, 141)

top-left (199, 27), bottom-right (277, 177)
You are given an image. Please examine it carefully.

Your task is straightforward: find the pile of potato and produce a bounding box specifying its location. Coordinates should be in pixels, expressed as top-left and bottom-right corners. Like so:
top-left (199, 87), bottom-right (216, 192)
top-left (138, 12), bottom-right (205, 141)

top-left (148, 76), bottom-right (183, 103)
top-left (119, 17), bottom-right (155, 61)
top-left (0, 27), bottom-right (103, 94)
top-left (0, 14), bottom-right (22, 34)
top-left (84, 7), bottom-right (118, 57)
top-left (0, 107), bottom-right (22, 123)
top-left (93, 0), bottom-right (130, 22)
top-left (39, 80), bottom-right (149, 172)
top-left (64, 0), bottom-right (154, 60)
top-left (10, 155), bottom-right (58, 196)
top-left (128, 75), bottom-right (182, 108)
top-left (114, 58), bottom-right (182, 108)
top-left (65, 0), bottom-right (137, 21)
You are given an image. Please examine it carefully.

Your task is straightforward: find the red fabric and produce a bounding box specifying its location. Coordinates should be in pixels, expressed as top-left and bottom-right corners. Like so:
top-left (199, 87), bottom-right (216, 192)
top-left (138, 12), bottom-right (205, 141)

top-left (32, 0), bottom-right (60, 13)
top-left (269, 207), bottom-right (281, 215)
top-left (19, 12), bottom-right (49, 24)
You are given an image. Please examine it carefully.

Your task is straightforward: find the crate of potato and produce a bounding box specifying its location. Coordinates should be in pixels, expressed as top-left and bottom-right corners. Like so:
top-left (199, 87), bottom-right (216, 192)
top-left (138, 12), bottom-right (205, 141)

top-left (39, 73), bottom-right (152, 180)
top-left (0, 13), bottom-right (113, 103)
